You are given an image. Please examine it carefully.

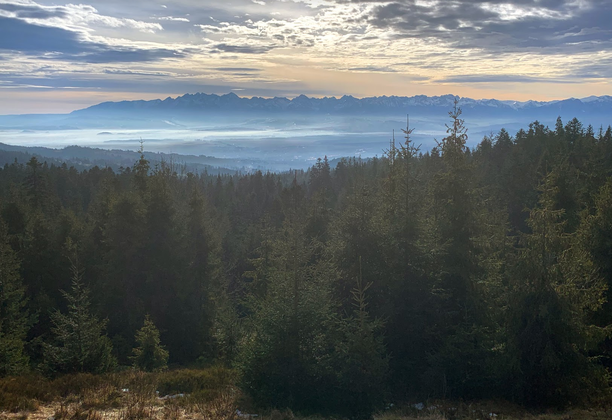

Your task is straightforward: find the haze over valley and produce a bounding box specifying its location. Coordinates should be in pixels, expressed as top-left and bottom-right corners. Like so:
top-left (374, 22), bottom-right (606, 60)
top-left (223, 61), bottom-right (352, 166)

top-left (2, 92), bottom-right (610, 170)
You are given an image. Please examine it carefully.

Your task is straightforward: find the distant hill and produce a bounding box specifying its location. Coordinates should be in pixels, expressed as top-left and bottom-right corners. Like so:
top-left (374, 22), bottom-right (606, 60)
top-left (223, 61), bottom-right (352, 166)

top-left (0, 143), bottom-right (242, 175)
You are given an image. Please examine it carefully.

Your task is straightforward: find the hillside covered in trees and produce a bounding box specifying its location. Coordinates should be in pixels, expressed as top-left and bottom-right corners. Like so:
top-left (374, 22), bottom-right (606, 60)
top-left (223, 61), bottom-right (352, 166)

top-left (1, 105), bottom-right (612, 417)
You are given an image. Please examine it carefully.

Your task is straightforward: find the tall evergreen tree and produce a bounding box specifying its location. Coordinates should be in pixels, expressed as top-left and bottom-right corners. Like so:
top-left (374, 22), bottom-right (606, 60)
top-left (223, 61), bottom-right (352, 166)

top-left (180, 188), bottom-right (220, 363)
top-left (43, 264), bottom-right (116, 374)
top-left (238, 214), bottom-right (336, 412)
top-left (0, 222), bottom-right (30, 375)
top-left (328, 258), bottom-right (388, 419)
top-left (425, 100), bottom-right (491, 396)
top-left (506, 173), bottom-right (608, 406)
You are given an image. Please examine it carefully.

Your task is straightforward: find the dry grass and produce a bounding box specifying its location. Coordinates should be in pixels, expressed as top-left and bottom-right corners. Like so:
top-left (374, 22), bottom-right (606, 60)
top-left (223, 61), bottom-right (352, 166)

top-left (193, 390), bottom-right (238, 420)
top-left (0, 370), bottom-right (611, 420)
top-left (0, 390), bottom-right (240, 419)
top-left (0, 367), bottom-right (238, 419)
top-left (53, 402), bottom-right (106, 420)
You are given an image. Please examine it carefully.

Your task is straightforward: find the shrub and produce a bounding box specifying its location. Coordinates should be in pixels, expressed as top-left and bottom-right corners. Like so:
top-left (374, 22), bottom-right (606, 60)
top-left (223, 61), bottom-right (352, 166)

top-left (131, 315), bottom-right (169, 372)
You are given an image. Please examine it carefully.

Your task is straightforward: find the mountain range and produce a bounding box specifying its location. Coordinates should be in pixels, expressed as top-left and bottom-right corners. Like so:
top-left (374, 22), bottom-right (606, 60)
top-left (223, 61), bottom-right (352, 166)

top-left (73, 92), bottom-right (612, 119)
top-left (1, 92), bottom-right (611, 172)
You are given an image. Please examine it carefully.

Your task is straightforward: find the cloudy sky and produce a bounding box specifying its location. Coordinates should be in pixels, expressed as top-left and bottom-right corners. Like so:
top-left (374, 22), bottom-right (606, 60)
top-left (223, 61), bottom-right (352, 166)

top-left (1, 0), bottom-right (611, 113)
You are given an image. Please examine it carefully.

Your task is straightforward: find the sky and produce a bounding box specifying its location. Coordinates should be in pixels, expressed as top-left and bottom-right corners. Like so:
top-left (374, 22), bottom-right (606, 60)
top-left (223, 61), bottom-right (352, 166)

top-left (0, 0), bottom-right (611, 114)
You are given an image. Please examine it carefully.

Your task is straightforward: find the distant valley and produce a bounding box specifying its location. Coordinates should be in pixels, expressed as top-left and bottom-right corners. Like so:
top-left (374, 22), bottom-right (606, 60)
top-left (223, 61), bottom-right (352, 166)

top-left (0, 93), bottom-right (610, 171)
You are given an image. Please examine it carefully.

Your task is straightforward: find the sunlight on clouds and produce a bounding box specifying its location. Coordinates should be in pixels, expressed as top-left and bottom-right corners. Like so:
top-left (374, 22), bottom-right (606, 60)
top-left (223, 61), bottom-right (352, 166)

top-left (152, 16), bottom-right (190, 22)
top-left (0, 0), bottom-right (163, 33)
top-left (479, 3), bottom-right (569, 21)
top-left (1, 0), bottom-right (612, 112)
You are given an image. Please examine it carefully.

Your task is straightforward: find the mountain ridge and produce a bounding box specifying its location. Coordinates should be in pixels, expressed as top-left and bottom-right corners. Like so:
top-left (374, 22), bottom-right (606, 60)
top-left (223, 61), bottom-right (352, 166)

top-left (73, 92), bottom-right (612, 117)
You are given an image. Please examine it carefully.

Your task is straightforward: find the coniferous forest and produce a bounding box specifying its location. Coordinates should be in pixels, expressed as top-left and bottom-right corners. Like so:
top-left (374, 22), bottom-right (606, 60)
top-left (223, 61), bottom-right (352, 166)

top-left (2, 106), bottom-right (612, 417)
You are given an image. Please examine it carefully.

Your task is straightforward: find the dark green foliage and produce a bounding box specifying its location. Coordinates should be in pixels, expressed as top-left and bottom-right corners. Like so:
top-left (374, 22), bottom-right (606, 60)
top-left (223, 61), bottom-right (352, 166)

top-left (43, 265), bottom-right (116, 375)
top-left (1, 108), bottom-right (612, 415)
top-left (327, 260), bottom-right (388, 419)
top-left (506, 174), bottom-right (608, 406)
top-left (238, 216), bottom-right (337, 412)
top-left (421, 101), bottom-right (497, 398)
top-left (0, 223), bottom-right (30, 376)
top-left (131, 315), bottom-right (168, 372)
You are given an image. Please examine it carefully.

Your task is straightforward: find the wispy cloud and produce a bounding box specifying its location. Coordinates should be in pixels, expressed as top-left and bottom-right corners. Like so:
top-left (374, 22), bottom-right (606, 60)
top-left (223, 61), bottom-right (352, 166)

top-left (1, 0), bottom-right (611, 113)
top-left (0, 0), bottom-right (163, 33)
top-left (0, 16), bottom-right (186, 62)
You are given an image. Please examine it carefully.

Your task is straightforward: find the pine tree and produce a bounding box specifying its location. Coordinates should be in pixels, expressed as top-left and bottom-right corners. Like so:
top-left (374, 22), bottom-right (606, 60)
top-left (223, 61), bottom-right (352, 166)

top-left (330, 257), bottom-right (388, 419)
top-left (101, 192), bottom-right (146, 364)
top-left (180, 188), bottom-right (220, 363)
top-left (134, 141), bottom-right (150, 195)
top-left (141, 163), bottom-right (184, 363)
top-left (578, 180), bottom-right (612, 366)
top-left (506, 173), bottom-right (608, 406)
top-left (380, 118), bottom-right (432, 398)
top-left (24, 157), bottom-right (47, 210)
top-left (131, 315), bottom-right (169, 372)
top-left (0, 222), bottom-right (30, 376)
top-left (43, 264), bottom-right (116, 374)
top-left (423, 99), bottom-right (496, 398)
top-left (238, 214), bottom-right (336, 413)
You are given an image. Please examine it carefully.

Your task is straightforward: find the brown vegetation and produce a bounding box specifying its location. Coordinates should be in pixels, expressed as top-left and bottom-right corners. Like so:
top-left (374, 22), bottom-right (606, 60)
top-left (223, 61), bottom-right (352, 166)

top-left (0, 368), bottom-right (239, 420)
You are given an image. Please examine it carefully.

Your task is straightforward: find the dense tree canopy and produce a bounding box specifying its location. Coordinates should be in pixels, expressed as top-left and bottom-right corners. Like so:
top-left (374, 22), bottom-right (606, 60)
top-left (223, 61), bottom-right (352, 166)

top-left (1, 112), bottom-right (612, 415)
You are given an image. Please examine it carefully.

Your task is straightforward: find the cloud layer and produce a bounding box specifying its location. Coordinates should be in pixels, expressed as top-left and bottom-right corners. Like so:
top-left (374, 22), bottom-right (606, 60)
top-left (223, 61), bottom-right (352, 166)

top-left (0, 0), bottom-right (611, 113)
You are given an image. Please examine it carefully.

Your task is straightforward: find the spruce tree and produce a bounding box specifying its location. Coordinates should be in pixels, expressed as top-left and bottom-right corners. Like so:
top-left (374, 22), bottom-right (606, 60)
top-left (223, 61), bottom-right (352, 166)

top-left (131, 315), bottom-right (169, 372)
top-left (576, 180), bottom-right (612, 367)
top-left (330, 258), bottom-right (388, 419)
top-left (0, 222), bottom-right (30, 376)
top-left (238, 214), bottom-right (336, 413)
top-left (506, 173), bottom-right (608, 406)
top-left (180, 188), bottom-right (219, 363)
top-left (43, 264), bottom-right (116, 374)
top-left (425, 99), bottom-right (494, 398)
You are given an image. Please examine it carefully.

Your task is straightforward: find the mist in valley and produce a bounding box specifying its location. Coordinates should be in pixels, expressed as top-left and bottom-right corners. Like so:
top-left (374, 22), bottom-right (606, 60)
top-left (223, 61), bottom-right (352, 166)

top-left (0, 110), bottom-right (601, 171)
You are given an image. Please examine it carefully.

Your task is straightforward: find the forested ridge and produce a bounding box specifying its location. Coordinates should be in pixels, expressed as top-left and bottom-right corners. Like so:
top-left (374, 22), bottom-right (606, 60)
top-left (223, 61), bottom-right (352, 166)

top-left (1, 105), bottom-right (612, 416)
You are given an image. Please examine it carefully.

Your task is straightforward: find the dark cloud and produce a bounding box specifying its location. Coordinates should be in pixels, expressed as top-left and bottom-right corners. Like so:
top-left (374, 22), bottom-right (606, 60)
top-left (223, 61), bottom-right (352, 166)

top-left (0, 16), bottom-right (80, 54)
top-left (344, 0), bottom-right (612, 54)
top-left (0, 16), bottom-right (187, 63)
top-left (568, 57), bottom-right (612, 79)
top-left (212, 44), bottom-right (275, 54)
top-left (214, 67), bottom-right (261, 72)
top-left (348, 66), bottom-right (397, 72)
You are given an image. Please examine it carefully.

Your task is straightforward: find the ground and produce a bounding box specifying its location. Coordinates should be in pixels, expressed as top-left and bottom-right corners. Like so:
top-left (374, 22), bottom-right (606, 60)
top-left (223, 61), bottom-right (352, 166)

top-left (0, 370), bottom-right (611, 420)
